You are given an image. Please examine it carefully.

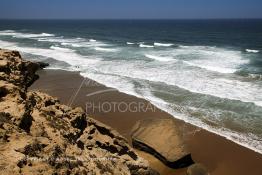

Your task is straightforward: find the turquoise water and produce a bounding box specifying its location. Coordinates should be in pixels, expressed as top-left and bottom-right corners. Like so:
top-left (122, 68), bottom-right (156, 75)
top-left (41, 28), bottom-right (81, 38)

top-left (0, 20), bottom-right (262, 153)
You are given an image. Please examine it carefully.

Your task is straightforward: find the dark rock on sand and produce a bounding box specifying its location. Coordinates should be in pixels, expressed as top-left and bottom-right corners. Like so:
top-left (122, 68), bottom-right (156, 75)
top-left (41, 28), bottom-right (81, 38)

top-left (187, 163), bottom-right (209, 175)
top-left (36, 61), bottom-right (49, 69)
top-left (0, 49), bottom-right (158, 175)
top-left (131, 119), bottom-right (194, 169)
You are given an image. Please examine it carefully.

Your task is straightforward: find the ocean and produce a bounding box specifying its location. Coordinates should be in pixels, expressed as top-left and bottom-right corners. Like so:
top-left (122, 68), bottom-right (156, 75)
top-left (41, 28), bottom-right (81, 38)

top-left (0, 19), bottom-right (261, 153)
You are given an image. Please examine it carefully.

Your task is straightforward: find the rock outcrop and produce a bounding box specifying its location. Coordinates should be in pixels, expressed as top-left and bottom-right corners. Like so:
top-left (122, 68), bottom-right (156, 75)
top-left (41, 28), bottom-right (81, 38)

top-left (0, 49), bottom-right (158, 175)
top-left (131, 119), bottom-right (194, 169)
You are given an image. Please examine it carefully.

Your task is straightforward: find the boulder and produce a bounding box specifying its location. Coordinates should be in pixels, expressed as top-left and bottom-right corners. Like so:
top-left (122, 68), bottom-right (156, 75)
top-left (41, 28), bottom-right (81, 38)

top-left (131, 119), bottom-right (194, 168)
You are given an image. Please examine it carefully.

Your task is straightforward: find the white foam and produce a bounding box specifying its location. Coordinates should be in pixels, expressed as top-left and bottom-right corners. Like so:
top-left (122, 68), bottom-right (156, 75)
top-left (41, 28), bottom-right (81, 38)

top-left (38, 37), bottom-right (84, 43)
top-left (145, 54), bottom-right (174, 62)
top-left (139, 44), bottom-right (154, 48)
top-left (58, 38), bottom-right (108, 48)
top-left (148, 97), bottom-right (262, 154)
top-left (15, 33), bottom-right (54, 38)
top-left (50, 46), bottom-right (73, 52)
top-left (1, 39), bottom-right (258, 108)
top-left (0, 40), bottom-right (100, 67)
top-left (0, 30), bottom-right (54, 38)
top-left (61, 42), bottom-right (82, 47)
top-left (178, 45), bottom-right (190, 48)
top-left (37, 36), bottom-right (108, 49)
top-left (0, 30), bottom-right (15, 33)
top-left (84, 58), bottom-right (262, 108)
top-left (174, 45), bottom-right (249, 74)
top-left (94, 47), bottom-right (118, 52)
top-left (127, 42), bottom-right (135, 45)
top-left (248, 73), bottom-right (262, 80)
top-left (246, 49), bottom-right (259, 53)
top-left (184, 61), bottom-right (237, 74)
top-left (0, 30), bottom-right (16, 36)
top-left (154, 42), bottom-right (174, 47)
top-left (79, 61), bottom-right (262, 154)
top-left (0, 39), bottom-right (17, 48)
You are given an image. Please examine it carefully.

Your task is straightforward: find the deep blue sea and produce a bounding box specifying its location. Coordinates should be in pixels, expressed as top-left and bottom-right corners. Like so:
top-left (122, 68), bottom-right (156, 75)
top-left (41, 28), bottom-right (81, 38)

top-left (0, 19), bottom-right (262, 153)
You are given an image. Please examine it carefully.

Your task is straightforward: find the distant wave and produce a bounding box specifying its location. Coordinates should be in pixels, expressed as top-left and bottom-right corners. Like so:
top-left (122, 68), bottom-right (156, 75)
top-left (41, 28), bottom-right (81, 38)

top-left (95, 47), bottom-right (117, 52)
top-left (0, 30), bottom-right (16, 36)
top-left (0, 30), bottom-right (14, 33)
top-left (178, 45), bottom-right (190, 49)
top-left (139, 44), bottom-right (154, 48)
top-left (145, 54), bottom-right (173, 62)
top-left (38, 37), bottom-right (84, 43)
top-left (183, 61), bottom-right (237, 74)
top-left (154, 42), bottom-right (173, 47)
top-left (0, 31), bottom-right (100, 48)
top-left (175, 45), bottom-right (249, 74)
top-left (0, 40), bottom-right (100, 67)
top-left (0, 30), bottom-right (54, 38)
top-left (127, 42), bottom-right (135, 45)
top-left (61, 42), bottom-right (82, 47)
top-left (38, 36), bottom-right (101, 48)
top-left (50, 46), bottom-right (73, 52)
top-left (246, 49), bottom-right (259, 53)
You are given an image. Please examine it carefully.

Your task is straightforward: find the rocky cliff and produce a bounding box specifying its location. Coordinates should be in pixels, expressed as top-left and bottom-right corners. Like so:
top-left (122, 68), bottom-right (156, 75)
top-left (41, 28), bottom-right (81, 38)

top-left (0, 49), bottom-right (157, 175)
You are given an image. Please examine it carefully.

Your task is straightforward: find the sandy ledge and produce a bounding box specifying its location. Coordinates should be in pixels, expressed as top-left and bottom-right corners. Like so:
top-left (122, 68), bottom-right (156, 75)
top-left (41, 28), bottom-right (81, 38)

top-left (30, 69), bottom-right (262, 175)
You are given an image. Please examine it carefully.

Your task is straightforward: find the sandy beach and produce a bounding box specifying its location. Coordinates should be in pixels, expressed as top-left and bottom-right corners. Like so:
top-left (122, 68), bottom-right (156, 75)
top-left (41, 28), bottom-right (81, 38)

top-left (30, 69), bottom-right (262, 175)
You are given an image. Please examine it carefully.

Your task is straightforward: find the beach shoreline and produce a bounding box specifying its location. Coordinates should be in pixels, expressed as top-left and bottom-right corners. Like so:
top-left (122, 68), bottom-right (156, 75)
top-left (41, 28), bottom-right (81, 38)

top-left (30, 68), bottom-right (262, 175)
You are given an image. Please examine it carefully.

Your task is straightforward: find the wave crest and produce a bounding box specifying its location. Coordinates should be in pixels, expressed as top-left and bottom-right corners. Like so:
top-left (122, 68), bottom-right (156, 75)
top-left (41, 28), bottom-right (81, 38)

top-left (246, 49), bottom-right (259, 53)
top-left (145, 54), bottom-right (174, 62)
top-left (127, 42), bottom-right (135, 45)
top-left (139, 44), bottom-right (154, 48)
top-left (95, 47), bottom-right (118, 52)
top-left (0, 30), bottom-right (55, 38)
top-left (154, 42), bottom-right (173, 47)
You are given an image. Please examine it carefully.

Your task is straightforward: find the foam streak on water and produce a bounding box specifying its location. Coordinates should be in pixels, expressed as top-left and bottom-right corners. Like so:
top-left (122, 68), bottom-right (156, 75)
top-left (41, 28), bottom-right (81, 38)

top-left (0, 30), bottom-right (54, 38)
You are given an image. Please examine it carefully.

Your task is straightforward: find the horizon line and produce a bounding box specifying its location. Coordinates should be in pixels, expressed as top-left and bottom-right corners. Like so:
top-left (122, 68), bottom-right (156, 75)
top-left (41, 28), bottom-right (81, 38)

top-left (0, 18), bottom-right (262, 20)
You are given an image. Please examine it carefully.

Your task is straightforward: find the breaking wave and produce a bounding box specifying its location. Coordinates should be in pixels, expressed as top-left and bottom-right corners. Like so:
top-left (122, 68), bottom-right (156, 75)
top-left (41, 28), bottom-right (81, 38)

top-left (0, 30), bottom-right (54, 38)
top-left (94, 47), bottom-right (118, 52)
top-left (246, 49), bottom-right (259, 53)
top-left (145, 54), bottom-right (174, 62)
top-left (139, 44), bottom-right (154, 48)
top-left (154, 42), bottom-right (174, 47)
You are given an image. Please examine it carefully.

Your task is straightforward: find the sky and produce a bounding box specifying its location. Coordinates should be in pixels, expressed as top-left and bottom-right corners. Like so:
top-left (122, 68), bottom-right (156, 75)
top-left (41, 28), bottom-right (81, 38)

top-left (0, 0), bottom-right (262, 19)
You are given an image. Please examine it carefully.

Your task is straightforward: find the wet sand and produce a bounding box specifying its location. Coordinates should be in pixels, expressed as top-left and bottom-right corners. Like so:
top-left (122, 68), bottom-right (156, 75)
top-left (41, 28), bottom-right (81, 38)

top-left (30, 69), bottom-right (262, 175)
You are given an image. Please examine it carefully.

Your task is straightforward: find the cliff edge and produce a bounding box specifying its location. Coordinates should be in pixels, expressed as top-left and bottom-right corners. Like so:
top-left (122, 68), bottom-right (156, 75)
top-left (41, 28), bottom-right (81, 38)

top-left (0, 49), bottom-right (158, 175)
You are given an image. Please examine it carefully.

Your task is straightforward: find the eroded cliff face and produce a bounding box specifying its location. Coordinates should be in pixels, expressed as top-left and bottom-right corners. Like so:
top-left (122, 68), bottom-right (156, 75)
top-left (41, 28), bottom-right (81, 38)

top-left (0, 49), bottom-right (158, 175)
